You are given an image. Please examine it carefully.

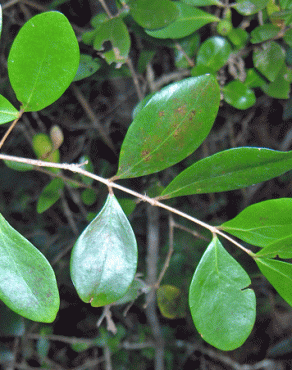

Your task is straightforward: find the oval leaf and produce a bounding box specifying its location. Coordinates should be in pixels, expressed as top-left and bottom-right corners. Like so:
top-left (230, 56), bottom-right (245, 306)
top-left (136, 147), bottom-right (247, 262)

top-left (189, 237), bottom-right (256, 351)
top-left (161, 148), bottom-right (292, 198)
top-left (223, 80), bottom-right (256, 110)
top-left (196, 36), bottom-right (232, 72)
top-left (70, 194), bottom-right (138, 307)
top-left (0, 213), bottom-right (60, 322)
top-left (220, 198), bottom-right (292, 247)
top-left (234, 0), bottom-right (269, 15)
top-left (146, 2), bottom-right (219, 39)
top-left (157, 284), bottom-right (186, 319)
top-left (0, 95), bottom-right (19, 124)
top-left (253, 41), bottom-right (285, 82)
top-left (8, 11), bottom-right (80, 112)
top-left (116, 75), bottom-right (220, 179)
top-left (37, 178), bottom-right (64, 214)
top-left (256, 258), bottom-right (292, 306)
top-left (129, 0), bottom-right (179, 30)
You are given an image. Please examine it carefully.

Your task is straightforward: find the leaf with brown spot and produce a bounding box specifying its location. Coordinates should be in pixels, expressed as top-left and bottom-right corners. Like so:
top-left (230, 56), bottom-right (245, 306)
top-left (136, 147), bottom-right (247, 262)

top-left (116, 75), bottom-right (220, 179)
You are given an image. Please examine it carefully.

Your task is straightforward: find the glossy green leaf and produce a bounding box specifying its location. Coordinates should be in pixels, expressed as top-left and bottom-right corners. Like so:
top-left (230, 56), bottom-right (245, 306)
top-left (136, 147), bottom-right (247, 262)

top-left (221, 198), bottom-right (292, 247)
top-left (161, 148), bottom-right (292, 198)
top-left (255, 258), bottom-right (292, 307)
top-left (256, 235), bottom-right (292, 258)
top-left (73, 54), bottom-right (101, 81)
top-left (189, 237), bottom-right (256, 351)
top-left (180, 0), bottom-right (221, 5)
top-left (93, 18), bottom-right (130, 66)
top-left (223, 80), bottom-right (256, 110)
top-left (37, 178), bottom-right (64, 214)
top-left (234, 0), bottom-right (269, 15)
top-left (157, 285), bottom-right (186, 319)
top-left (0, 213), bottom-right (60, 322)
top-left (251, 24), bottom-right (281, 43)
top-left (0, 95), bottom-right (19, 125)
top-left (261, 64), bottom-right (291, 99)
top-left (253, 41), bottom-right (285, 82)
top-left (129, 0), bottom-right (178, 30)
top-left (8, 12), bottom-right (79, 112)
top-left (70, 194), bottom-right (138, 307)
top-left (146, 2), bottom-right (219, 39)
top-left (116, 75), bottom-right (220, 179)
top-left (196, 36), bottom-right (232, 72)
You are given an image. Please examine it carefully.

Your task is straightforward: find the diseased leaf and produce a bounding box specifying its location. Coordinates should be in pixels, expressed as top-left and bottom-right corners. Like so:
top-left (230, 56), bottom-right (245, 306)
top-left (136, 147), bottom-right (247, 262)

top-left (93, 18), bottom-right (130, 66)
top-left (146, 2), bottom-right (219, 39)
top-left (220, 198), bottom-right (292, 247)
top-left (8, 12), bottom-right (79, 112)
top-left (157, 285), bottom-right (186, 319)
top-left (189, 237), bottom-right (256, 351)
top-left (256, 258), bottom-right (292, 306)
top-left (0, 213), bottom-right (60, 322)
top-left (161, 148), bottom-right (292, 198)
top-left (0, 95), bottom-right (19, 125)
top-left (70, 194), bottom-right (138, 307)
top-left (129, 0), bottom-right (178, 30)
top-left (116, 75), bottom-right (220, 179)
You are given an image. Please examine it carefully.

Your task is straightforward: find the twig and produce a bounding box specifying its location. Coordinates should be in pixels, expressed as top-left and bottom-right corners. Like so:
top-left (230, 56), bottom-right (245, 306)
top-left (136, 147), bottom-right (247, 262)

top-left (145, 205), bottom-right (165, 370)
top-left (71, 84), bottom-right (116, 153)
top-left (0, 110), bottom-right (24, 149)
top-left (0, 153), bottom-right (254, 256)
top-left (126, 58), bottom-right (144, 101)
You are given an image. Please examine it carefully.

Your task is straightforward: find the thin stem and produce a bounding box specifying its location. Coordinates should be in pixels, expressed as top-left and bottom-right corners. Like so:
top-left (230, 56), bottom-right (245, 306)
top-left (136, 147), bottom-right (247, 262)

top-left (0, 153), bottom-right (254, 255)
top-left (0, 110), bottom-right (24, 149)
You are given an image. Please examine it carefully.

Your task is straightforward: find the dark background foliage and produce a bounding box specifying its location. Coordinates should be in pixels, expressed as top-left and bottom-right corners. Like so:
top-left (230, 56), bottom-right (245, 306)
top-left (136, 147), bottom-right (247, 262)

top-left (1, 0), bottom-right (292, 369)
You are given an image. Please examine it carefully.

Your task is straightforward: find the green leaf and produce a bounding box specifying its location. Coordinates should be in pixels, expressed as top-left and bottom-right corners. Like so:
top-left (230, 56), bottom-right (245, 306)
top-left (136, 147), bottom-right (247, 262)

top-left (234, 0), bottom-right (269, 15)
top-left (189, 237), bottom-right (256, 351)
top-left (284, 28), bottom-right (292, 47)
top-left (0, 213), bottom-right (60, 322)
top-left (196, 36), bottom-right (232, 72)
top-left (114, 278), bottom-right (149, 305)
top-left (8, 12), bottom-right (79, 112)
top-left (37, 178), bottom-right (64, 214)
top-left (3, 160), bottom-right (34, 172)
top-left (227, 27), bottom-right (249, 48)
top-left (161, 148), bottom-right (292, 198)
top-left (157, 285), bottom-right (186, 319)
top-left (223, 80), bottom-right (256, 110)
top-left (180, 0), bottom-right (221, 5)
top-left (255, 258), bottom-right (292, 307)
top-left (146, 2), bottom-right (219, 39)
top-left (256, 235), bottom-right (292, 258)
top-left (253, 41), bottom-right (285, 82)
top-left (251, 24), bottom-right (281, 43)
top-left (70, 194), bottom-right (138, 307)
top-left (280, 0), bottom-right (292, 9)
top-left (73, 54), bottom-right (101, 82)
top-left (32, 133), bottom-right (60, 164)
top-left (244, 68), bottom-right (266, 88)
top-left (81, 188), bottom-right (97, 206)
top-left (261, 63), bottom-right (291, 99)
top-left (220, 198), bottom-right (292, 247)
top-left (129, 0), bottom-right (178, 30)
top-left (174, 33), bottom-right (200, 69)
top-left (0, 95), bottom-right (19, 125)
top-left (93, 18), bottom-right (130, 66)
top-left (116, 75), bottom-right (220, 179)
